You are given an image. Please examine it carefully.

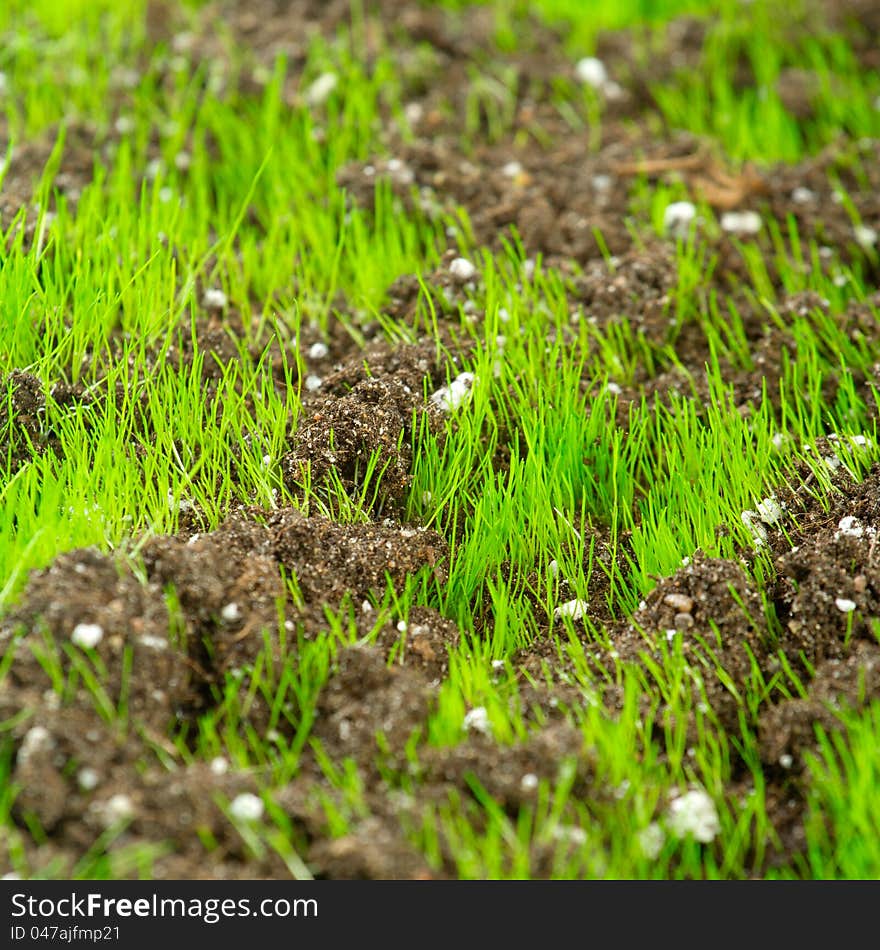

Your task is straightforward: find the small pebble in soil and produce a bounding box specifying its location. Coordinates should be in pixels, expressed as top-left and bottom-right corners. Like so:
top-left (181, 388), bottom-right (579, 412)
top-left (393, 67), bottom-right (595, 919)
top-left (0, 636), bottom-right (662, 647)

top-left (71, 622), bottom-right (104, 649)
top-left (554, 598), bottom-right (588, 621)
top-left (305, 374), bottom-right (323, 391)
top-left (663, 201), bottom-right (697, 239)
top-left (430, 372), bottom-right (476, 412)
top-left (463, 706), bottom-right (492, 736)
top-left (396, 620), bottom-right (408, 633)
top-left (835, 597), bottom-right (857, 613)
top-left (449, 257), bottom-right (477, 282)
top-left (210, 757), bottom-right (229, 776)
top-left (229, 792), bottom-right (264, 822)
top-left (305, 72), bottom-right (338, 107)
top-left (308, 341), bottom-right (329, 360)
top-left (605, 381), bottom-right (622, 395)
top-left (665, 788), bottom-right (720, 843)
top-left (202, 288), bottom-right (227, 310)
top-left (221, 602), bottom-right (242, 622)
top-left (663, 593), bottom-right (694, 613)
top-left (779, 754), bottom-right (794, 769)
top-left (520, 773), bottom-right (539, 791)
top-left (502, 161), bottom-right (523, 178)
top-left (720, 210), bottom-right (762, 235)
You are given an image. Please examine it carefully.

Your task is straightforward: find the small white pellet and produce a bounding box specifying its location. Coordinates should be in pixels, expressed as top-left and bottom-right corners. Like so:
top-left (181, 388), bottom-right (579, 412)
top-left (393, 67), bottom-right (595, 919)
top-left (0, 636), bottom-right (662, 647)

top-left (554, 599), bottom-right (588, 621)
top-left (854, 225), bottom-right (878, 248)
top-left (138, 634), bottom-right (167, 651)
top-left (229, 792), bottom-right (264, 822)
top-left (575, 57), bottom-right (608, 89)
top-left (449, 257), bottom-right (477, 281)
top-left (665, 789), bottom-right (720, 843)
top-left (77, 767), bottom-right (101, 791)
top-left (837, 516), bottom-right (864, 538)
top-left (757, 497), bottom-right (784, 524)
top-left (720, 210), bottom-right (762, 235)
top-left (663, 201), bottom-right (696, 239)
top-left (431, 372), bottom-right (475, 412)
top-left (71, 622), bottom-right (104, 649)
top-left (305, 72), bottom-right (338, 107)
top-left (463, 706), bottom-right (492, 736)
top-left (19, 726), bottom-right (53, 764)
top-left (638, 822), bottom-right (665, 860)
top-left (96, 793), bottom-right (135, 828)
top-left (202, 288), bottom-right (227, 309)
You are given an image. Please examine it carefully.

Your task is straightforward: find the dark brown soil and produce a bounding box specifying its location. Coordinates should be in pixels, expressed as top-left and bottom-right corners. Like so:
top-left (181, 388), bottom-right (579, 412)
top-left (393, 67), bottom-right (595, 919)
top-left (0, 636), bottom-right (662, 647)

top-left (3, 0), bottom-right (880, 881)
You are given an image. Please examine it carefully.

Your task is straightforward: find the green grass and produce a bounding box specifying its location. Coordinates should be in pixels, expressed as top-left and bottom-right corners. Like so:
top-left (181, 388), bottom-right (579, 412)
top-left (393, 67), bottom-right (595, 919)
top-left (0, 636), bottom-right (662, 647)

top-left (3, 0), bottom-right (880, 880)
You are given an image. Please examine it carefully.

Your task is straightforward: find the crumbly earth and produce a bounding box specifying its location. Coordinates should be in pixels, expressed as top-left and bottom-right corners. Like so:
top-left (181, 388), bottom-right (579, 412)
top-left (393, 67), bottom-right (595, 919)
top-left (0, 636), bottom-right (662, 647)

top-left (2, 0), bottom-right (880, 879)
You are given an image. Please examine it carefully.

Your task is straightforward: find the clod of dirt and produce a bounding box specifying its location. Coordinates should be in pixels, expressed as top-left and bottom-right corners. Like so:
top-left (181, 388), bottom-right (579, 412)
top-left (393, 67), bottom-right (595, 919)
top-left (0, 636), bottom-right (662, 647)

top-left (615, 553), bottom-right (771, 733)
top-left (309, 645), bottom-right (435, 765)
top-left (5, 687), bottom-right (283, 878)
top-left (267, 507), bottom-right (449, 604)
top-left (757, 641), bottom-right (880, 776)
top-left (282, 338), bottom-right (457, 511)
top-left (370, 605), bottom-right (461, 681)
top-left (571, 243), bottom-right (679, 343)
top-left (0, 371), bottom-right (48, 471)
top-left (1, 546), bottom-right (193, 730)
top-left (306, 816), bottom-right (436, 880)
top-left (774, 530), bottom-right (880, 664)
